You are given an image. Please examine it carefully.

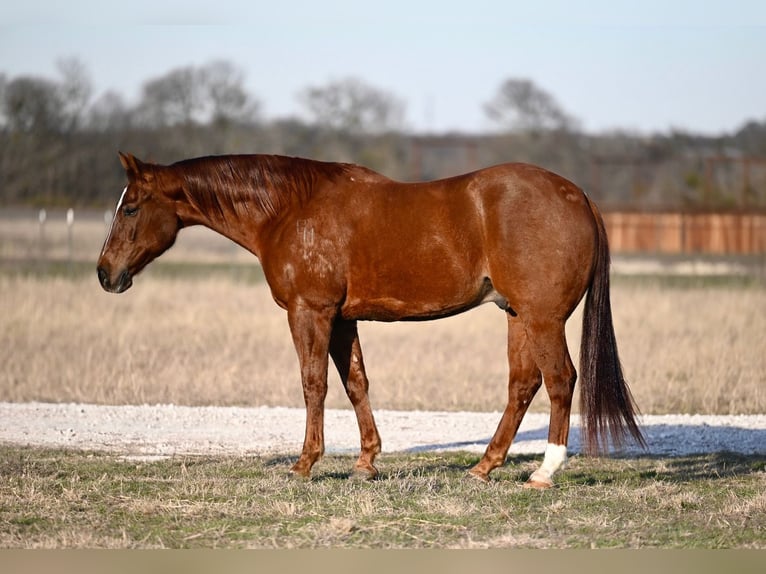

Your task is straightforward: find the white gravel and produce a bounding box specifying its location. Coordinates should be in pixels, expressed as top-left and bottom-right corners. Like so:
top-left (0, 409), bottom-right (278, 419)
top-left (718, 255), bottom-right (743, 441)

top-left (1, 402), bottom-right (764, 461)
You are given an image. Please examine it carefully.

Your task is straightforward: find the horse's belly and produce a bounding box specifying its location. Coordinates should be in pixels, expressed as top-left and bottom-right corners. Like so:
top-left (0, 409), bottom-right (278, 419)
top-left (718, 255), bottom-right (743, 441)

top-left (341, 272), bottom-right (496, 322)
top-left (341, 295), bottom-right (476, 322)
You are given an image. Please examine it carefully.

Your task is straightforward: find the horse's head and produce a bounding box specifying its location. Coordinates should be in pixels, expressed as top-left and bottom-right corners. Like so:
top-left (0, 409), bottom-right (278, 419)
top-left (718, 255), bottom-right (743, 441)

top-left (97, 152), bottom-right (182, 293)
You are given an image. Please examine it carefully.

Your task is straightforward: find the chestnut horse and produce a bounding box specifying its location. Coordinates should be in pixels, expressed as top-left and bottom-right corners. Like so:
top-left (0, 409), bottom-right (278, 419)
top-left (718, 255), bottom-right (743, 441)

top-left (98, 152), bottom-right (644, 488)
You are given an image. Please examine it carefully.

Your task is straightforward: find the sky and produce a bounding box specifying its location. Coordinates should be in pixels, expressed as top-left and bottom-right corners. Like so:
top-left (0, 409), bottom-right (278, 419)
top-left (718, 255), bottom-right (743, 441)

top-left (1, 1), bottom-right (765, 135)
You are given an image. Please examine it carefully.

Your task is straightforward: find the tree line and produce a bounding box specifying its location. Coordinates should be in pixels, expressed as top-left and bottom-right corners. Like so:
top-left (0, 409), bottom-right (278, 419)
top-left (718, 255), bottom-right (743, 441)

top-left (1, 58), bottom-right (765, 209)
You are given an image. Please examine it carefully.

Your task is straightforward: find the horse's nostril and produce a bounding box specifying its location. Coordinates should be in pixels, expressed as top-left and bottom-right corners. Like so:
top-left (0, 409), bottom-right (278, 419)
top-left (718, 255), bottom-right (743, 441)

top-left (98, 266), bottom-right (132, 293)
top-left (97, 267), bottom-right (109, 289)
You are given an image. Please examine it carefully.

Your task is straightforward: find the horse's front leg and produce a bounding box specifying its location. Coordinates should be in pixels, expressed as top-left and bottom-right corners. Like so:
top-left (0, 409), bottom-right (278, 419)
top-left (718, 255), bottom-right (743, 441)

top-left (287, 299), bottom-right (336, 479)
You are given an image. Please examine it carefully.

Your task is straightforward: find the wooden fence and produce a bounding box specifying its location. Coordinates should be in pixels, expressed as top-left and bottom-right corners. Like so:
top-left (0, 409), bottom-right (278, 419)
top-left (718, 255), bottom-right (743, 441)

top-left (602, 211), bottom-right (766, 255)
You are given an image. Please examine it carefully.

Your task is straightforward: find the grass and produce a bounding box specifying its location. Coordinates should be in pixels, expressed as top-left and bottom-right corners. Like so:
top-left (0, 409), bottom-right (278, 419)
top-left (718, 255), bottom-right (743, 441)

top-left (0, 445), bottom-right (763, 549)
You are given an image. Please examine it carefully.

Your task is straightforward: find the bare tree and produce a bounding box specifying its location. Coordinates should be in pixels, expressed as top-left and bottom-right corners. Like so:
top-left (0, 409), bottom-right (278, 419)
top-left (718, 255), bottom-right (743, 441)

top-left (0, 73), bottom-right (6, 129)
top-left (485, 78), bottom-right (578, 133)
top-left (137, 65), bottom-right (202, 126)
top-left (201, 60), bottom-right (259, 125)
top-left (87, 90), bottom-right (131, 132)
top-left (298, 77), bottom-right (405, 134)
top-left (56, 57), bottom-right (93, 133)
top-left (1, 75), bottom-right (64, 132)
top-left (135, 61), bottom-right (259, 127)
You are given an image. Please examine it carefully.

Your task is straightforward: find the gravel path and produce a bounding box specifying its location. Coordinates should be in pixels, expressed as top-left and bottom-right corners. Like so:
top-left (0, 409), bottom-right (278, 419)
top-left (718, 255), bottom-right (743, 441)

top-left (1, 402), bottom-right (764, 461)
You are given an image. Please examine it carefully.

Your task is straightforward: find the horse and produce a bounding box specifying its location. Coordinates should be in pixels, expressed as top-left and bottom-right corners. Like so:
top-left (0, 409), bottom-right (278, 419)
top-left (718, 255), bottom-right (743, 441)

top-left (97, 152), bottom-right (645, 488)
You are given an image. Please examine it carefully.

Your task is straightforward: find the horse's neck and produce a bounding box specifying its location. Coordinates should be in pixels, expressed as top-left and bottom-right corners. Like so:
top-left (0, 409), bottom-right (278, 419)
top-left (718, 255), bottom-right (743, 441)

top-left (177, 158), bottom-right (306, 258)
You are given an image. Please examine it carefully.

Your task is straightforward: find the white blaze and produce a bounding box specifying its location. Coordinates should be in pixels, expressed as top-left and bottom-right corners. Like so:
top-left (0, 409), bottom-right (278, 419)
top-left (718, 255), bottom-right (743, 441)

top-left (100, 186), bottom-right (128, 257)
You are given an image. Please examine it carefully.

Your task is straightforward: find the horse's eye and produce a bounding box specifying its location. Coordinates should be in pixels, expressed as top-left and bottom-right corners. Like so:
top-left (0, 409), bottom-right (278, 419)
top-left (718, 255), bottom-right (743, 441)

top-left (123, 206), bottom-right (139, 217)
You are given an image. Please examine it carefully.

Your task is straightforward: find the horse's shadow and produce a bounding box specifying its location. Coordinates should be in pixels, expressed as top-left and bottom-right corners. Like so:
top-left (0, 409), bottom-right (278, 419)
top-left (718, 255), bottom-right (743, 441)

top-left (400, 422), bottom-right (766, 460)
top-left (263, 422), bottom-right (766, 482)
top-left (398, 422), bottom-right (766, 484)
top-left (402, 425), bottom-right (549, 454)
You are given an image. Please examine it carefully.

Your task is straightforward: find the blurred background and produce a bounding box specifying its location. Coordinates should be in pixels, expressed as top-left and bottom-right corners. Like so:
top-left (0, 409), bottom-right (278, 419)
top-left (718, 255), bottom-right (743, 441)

top-left (1, 1), bottom-right (764, 270)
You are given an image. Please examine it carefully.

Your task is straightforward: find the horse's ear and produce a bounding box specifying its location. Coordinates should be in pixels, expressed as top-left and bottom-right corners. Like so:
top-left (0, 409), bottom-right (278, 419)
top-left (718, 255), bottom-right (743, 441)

top-left (119, 151), bottom-right (139, 173)
top-left (118, 152), bottom-right (153, 183)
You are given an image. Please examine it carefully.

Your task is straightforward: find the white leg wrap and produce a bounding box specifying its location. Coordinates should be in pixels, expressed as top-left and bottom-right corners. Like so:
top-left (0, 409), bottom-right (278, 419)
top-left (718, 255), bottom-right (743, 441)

top-left (529, 443), bottom-right (568, 485)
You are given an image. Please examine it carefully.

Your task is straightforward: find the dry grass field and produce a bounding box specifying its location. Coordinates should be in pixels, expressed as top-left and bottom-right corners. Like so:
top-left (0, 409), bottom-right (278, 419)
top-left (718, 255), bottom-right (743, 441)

top-left (1, 270), bottom-right (764, 415)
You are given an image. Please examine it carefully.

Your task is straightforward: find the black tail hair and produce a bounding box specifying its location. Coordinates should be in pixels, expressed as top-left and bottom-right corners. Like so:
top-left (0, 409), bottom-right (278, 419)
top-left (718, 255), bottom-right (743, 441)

top-left (579, 197), bottom-right (646, 454)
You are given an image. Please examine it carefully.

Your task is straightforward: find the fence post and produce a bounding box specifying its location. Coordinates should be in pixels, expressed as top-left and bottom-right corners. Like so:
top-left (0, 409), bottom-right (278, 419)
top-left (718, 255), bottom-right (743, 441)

top-left (67, 208), bottom-right (75, 272)
top-left (38, 208), bottom-right (47, 265)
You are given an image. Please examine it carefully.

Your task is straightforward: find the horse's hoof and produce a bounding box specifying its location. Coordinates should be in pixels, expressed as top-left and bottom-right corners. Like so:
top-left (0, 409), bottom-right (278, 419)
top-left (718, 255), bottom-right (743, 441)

top-left (523, 476), bottom-right (554, 489)
top-left (288, 467), bottom-right (312, 481)
top-left (350, 466), bottom-right (378, 481)
top-left (467, 468), bottom-right (490, 483)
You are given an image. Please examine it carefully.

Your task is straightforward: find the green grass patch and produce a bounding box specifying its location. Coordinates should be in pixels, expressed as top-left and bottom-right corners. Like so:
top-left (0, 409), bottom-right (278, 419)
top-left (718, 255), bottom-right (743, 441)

top-left (1, 446), bottom-right (763, 549)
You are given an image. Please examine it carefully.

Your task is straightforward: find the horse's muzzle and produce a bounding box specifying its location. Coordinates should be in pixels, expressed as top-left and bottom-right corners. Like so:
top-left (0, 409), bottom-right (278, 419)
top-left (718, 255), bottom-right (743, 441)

top-left (97, 266), bottom-right (132, 293)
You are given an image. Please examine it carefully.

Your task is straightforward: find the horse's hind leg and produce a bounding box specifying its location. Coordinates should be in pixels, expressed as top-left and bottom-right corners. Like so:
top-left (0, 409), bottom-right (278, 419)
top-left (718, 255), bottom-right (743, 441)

top-left (523, 317), bottom-right (577, 489)
top-left (469, 313), bottom-right (542, 482)
top-left (329, 319), bottom-right (382, 480)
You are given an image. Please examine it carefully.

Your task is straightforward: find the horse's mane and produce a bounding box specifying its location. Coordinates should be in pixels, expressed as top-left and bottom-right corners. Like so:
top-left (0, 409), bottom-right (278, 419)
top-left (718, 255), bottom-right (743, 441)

top-left (170, 155), bottom-right (354, 220)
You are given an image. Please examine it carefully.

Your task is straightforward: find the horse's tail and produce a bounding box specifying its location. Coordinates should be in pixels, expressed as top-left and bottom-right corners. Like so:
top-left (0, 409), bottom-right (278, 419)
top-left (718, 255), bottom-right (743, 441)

top-left (579, 196), bottom-right (646, 455)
